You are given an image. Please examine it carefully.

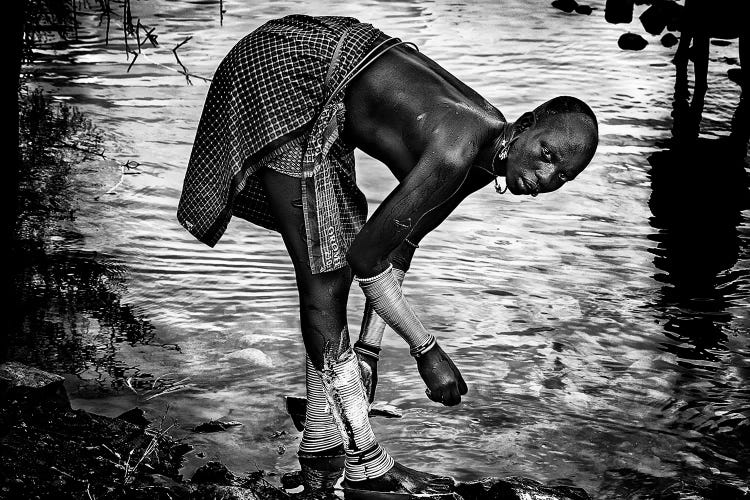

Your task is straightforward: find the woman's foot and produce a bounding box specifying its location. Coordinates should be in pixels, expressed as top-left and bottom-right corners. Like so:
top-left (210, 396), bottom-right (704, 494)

top-left (298, 445), bottom-right (346, 491)
top-left (343, 461), bottom-right (454, 495)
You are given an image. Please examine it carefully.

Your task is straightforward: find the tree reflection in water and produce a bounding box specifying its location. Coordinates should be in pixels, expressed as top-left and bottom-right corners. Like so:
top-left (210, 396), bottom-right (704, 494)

top-left (9, 90), bottom-right (161, 395)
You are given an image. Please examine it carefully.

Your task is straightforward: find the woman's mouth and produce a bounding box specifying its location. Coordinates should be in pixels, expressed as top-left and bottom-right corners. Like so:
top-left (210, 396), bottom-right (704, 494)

top-left (519, 176), bottom-right (539, 197)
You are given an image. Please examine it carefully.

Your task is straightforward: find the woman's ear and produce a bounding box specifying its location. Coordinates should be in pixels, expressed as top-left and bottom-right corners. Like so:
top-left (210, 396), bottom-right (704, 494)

top-left (514, 111), bottom-right (536, 134)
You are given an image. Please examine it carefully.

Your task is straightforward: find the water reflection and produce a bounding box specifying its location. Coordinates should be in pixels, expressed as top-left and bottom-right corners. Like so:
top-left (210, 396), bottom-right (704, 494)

top-left (10, 91), bottom-right (163, 395)
top-left (644, 86), bottom-right (750, 495)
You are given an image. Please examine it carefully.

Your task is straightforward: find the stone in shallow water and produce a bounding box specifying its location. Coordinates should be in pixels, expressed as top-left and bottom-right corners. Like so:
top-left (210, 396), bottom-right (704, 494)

top-left (618, 33), bottom-right (648, 51)
top-left (551, 0), bottom-right (578, 13)
top-left (0, 361), bottom-right (70, 409)
top-left (605, 0), bottom-right (634, 24)
top-left (192, 461), bottom-right (237, 485)
top-left (640, 2), bottom-right (683, 36)
top-left (728, 68), bottom-right (743, 85)
top-left (661, 33), bottom-right (679, 48)
top-left (575, 5), bottom-right (593, 15)
top-left (226, 347), bottom-right (274, 367)
top-left (193, 419), bottom-right (243, 433)
top-left (455, 476), bottom-right (591, 500)
top-left (117, 407), bottom-right (150, 428)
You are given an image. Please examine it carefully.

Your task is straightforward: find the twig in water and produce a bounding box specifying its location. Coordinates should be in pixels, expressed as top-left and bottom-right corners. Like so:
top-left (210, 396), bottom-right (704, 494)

top-left (50, 465), bottom-right (76, 480)
top-left (125, 376), bottom-right (139, 395)
top-left (104, 0), bottom-right (111, 45)
top-left (123, 448), bottom-right (134, 482)
top-left (173, 36), bottom-right (194, 85)
top-left (123, 1), bottom-right (129, 57)
top-left (139, 23), bottom-right (158, 48)
top-left (103, 159), bottom-right (140, 196)
top-left (135, 19), bottom-right (141, 52)
top-left (101, 443), bottom-right (121, 460)
top-left (72, 0), bottom-right (78, 39)
top-left (126, 51), bottom-right (139, 72)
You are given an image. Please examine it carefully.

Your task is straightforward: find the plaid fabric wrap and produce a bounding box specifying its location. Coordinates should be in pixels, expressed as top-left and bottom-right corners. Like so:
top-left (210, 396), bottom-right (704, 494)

top-left (177, 15), bottom-right (385, 273)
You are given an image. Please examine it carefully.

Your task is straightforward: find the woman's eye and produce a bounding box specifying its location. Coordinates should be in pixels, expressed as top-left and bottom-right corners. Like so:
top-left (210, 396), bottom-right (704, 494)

top-left (542, 147), bottom-right (551, 161)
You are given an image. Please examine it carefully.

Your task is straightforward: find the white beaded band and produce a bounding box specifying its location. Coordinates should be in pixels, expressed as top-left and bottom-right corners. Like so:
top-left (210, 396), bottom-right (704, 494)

top-left (354, 264), bottom-right (393, 284)
top-left (318, 348), bottom-right (394, 482)
top-left (299, 355), bottom-right (344, 454)
top-left (357, 265), bottom-right (432, 352)
top-left (344, 442), bottom-right (394, 482)
top-left (409, 335), bottom-right (437, 358)
top-left (358, 268), bottom-right (406, 349)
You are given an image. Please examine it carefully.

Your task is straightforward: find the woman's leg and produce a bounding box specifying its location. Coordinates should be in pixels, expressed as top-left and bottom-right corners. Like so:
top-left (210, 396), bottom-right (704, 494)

top-left (259, 168), bottom-right (453, 493)
top-left (258, 168), bottom-right (350, 458)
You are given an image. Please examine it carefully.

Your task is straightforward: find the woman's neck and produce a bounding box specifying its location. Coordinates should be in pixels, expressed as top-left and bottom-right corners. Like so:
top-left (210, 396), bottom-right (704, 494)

top-left (480, 121), bottom-right (515, 177)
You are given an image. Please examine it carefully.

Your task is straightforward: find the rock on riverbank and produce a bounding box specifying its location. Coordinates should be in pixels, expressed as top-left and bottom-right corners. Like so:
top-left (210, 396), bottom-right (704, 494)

top-left (0, 362), bottom-right (591, 500)
top-left (0, 361), bottom-right (292, 500)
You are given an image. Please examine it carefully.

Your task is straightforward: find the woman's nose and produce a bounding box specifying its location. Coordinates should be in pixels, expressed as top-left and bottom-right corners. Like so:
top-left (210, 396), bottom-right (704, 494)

top-left (536, 163), bottom-right (557, 189)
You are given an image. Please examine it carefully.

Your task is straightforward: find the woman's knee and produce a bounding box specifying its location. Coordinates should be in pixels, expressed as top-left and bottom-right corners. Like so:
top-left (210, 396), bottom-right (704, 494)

top-left (296, 268), bottom-right (352, 311)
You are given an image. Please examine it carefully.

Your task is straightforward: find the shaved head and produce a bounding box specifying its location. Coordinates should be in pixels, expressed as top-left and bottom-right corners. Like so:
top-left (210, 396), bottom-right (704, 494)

top-left (533, 96), bottom-right (598, 163)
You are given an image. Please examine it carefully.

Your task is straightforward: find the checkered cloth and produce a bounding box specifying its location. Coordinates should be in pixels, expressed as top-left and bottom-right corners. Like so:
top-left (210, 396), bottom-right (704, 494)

top-left (177, 15), bottom-right (386, 273)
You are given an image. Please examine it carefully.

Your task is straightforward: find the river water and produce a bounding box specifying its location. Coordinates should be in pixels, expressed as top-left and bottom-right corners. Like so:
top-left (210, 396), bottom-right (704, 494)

top-left (26, 0), bottom-right (750, 497)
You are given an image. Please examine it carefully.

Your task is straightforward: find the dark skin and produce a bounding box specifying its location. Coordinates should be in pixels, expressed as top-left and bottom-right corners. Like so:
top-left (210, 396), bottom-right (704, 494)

top-left (260, 39), bottom-right (596, 493)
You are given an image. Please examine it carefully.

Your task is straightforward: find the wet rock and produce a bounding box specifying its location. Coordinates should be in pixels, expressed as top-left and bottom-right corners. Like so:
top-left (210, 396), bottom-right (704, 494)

top-left (238, 471), bottom-right (291, 500)
top-left (170, 442), bottom-right (194, 458)
top-left (605, 0), bottom-right (634, 24)
top-left (728, 68), bottom-right (743, 85)
top-left (193, 419), bottom-right (243, 433)
top-left (0, 367), bottom-right (187, 499)
top-left (551, 0), bottom-right (578, 13)
top-left (575, 4), bottom-right (593, 15)
top-left (0, 361), bottom-right (70, 409)
top-left (191, 484), bottom-right (261, 500)
top-left (144, 474), bottom-right (192, 497)
top-left (227, 347), bottom-right (274, 367)
top-left (455, 476), bottom-right (590, 500)
top-left (661, 33), bottom-right (679, 48)
top-left (640, 1), bottom-right (683, 35)
top-left (117, 407), bottom-right (150, 428)
top-left (192, 461), bottom-right (237, 486)
top-left (618, 33), bottom-right (648, 51)
top-left (369, 402), bottom-right (403, 419)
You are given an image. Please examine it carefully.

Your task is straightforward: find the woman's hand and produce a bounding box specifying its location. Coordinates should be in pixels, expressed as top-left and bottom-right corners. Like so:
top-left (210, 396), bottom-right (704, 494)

top-left (356, 349), bottom-right (379, 404)
top-left (416, 342), bottom-right (467, 406)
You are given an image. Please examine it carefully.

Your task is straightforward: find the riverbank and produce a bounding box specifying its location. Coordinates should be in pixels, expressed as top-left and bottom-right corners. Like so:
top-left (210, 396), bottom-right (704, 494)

top-left (1, 362), bottom-right (596, 499)
top-left (0, 361), bottom-right (296, 499)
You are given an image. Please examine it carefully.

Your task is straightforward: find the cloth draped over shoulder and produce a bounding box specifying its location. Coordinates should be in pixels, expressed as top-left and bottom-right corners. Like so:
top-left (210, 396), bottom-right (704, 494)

top-left (177, 15), bottom-right (388, 274)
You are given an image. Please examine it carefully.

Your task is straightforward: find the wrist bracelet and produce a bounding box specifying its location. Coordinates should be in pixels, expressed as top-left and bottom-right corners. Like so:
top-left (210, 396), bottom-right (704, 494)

top-left (354, 340), bottom-right (381, 360)
top-left (409, 336), bottom-right (437, 358)
top-left (404, 238), bottom-right (419, 249)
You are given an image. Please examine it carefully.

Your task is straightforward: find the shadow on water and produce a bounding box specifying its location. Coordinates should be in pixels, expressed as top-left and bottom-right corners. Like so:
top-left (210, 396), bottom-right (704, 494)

top-left (9, 90), bottom-right (165, 395)
top-left (620, 91), bottom-right (750, 498)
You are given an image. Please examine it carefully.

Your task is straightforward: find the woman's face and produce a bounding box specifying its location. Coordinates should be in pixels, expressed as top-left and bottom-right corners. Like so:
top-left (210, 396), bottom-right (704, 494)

top-left (505, 113), bottom-right (596, 196)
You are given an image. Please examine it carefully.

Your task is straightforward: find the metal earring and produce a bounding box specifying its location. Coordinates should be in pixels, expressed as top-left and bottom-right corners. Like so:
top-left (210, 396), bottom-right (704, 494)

top-left (493, 151), bottom-right (508, 194)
